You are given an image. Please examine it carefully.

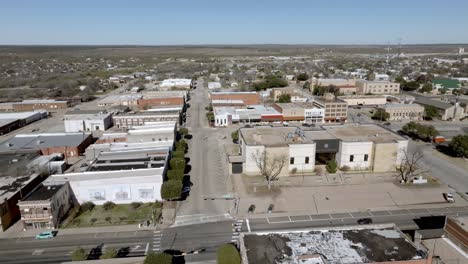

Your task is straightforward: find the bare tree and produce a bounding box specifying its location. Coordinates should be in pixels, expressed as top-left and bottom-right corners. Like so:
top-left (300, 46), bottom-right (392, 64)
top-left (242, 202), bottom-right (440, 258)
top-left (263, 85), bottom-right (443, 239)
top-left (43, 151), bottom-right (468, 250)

top-left (251, 150), bottom-right (287, 190)
top-left (396, 151), bottom-right (428, 183)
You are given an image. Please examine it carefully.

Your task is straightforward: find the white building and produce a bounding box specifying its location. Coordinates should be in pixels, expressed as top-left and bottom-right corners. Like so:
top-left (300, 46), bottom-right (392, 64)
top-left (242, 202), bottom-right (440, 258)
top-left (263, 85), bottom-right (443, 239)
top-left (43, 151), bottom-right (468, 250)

top-left (64, 110), bottom-right (113, 132)
top-left (159, 79), bottom-right (192, 90)
top-left (208, 82), bottom-right (222, 90)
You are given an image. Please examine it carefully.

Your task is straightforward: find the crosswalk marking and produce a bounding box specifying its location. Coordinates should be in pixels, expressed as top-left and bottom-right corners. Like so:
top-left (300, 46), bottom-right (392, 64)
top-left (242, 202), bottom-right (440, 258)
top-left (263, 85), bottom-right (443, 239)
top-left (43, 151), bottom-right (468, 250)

top-left (152, 230), bottom-right (163, 252)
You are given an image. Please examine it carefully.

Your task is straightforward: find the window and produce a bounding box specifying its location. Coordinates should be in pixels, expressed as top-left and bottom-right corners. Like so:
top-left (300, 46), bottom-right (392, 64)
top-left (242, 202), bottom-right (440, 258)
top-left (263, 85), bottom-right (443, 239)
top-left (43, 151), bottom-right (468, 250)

top-left (349, 155), bottom-right (354, 162)
top-left (364, 154), bottom-right (369, 162)
top-left (290, 157), bottom-right (295, 164)
top-left (305, 157), bottom-right (309, 164)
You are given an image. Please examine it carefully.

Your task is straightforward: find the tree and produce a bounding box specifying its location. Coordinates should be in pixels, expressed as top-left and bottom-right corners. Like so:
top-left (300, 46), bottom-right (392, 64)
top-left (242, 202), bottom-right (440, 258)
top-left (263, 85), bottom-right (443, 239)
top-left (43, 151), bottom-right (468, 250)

top-left (103, 201), bottom-right (116, 211)
top-left (251, 150), bottom-right (287, 190)
top-left (326, 160), bottom-right (337, 173)
top-left (440, 88), bottom-right (448, 95)
top-left (144, 253), bottom-right (173, 264)
top-left (71, 247), bottom-right (87, 261)
top-left (252, 75), bottom-right (288, 91)
top-left (303, 81), bottom-right (311, 90)
top-left (313, 85), bottom-right (339, 96)
top-left (80, 201), bottom-right (95, 212)
top-left (449, 135), bottom-right (468, 158)
top-left (179, 128), bottom-right (189, 136)
top-left (372, 109), bottom-right (390, 121)
top-left (231, 130), bottom-right (239, 143)
top-left (167, 169), bottom-right (184, 181)
top-left (401, 81), bottom-right (420, 91)
top-left (172, 151), bottom-right (185, 159)
top-left (424, 105), bottom-right (439, 119)
top-left (277, 93), bottom-right (291, 103)
top-left (217, 244), bottom-right (241, 264)
top-left (296, 73), bottom-right (310, 81)
top-left (402, 122), bottom-right (439, 141)
top-left (419, 83), bottom-right (433, 93)
top-left (396, 151), bottom-right (428, 183)
top-left (170, 158), bottom-right (186, 170)
top-left (161, 180), bottom-right (183, 200)
top-left (100, 248), bottom-right (118, 259)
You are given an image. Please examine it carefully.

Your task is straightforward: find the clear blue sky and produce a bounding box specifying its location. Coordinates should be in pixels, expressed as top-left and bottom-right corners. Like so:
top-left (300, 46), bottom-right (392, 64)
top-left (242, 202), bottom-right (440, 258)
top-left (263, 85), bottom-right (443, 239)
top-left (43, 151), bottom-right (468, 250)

top-left (1, 0), bottom-right (467, 45)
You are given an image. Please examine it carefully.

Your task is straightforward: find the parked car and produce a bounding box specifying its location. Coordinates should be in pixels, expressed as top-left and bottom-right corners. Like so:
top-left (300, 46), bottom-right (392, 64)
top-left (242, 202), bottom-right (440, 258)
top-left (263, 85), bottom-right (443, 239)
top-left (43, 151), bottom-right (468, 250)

top-left (443, 193), bottom-right (455, 203)
top-left (35, 231), bottom-right (56, 240)
top-left (357, 218), bottom-right (373, 225)
top-left (182, 186), bottom-right (191, 193)
top-left (282, 122), bottom-right (289, 126)
top-left (184, 134), bottom-right (193, 140)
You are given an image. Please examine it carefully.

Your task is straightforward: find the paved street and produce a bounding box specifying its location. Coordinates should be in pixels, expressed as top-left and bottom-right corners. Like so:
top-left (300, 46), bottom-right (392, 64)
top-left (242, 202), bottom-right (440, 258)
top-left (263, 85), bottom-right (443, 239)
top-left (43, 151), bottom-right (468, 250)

top-left (0, 230), bottom-right (152, 264)
top-left (175, 79), bottom-right (232, 224)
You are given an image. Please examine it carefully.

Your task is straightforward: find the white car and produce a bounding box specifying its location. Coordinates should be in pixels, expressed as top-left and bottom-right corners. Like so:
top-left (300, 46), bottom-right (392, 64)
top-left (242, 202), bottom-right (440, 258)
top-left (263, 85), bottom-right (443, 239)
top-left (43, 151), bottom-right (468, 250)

top-left (444, 193), bottom-right (455, 203)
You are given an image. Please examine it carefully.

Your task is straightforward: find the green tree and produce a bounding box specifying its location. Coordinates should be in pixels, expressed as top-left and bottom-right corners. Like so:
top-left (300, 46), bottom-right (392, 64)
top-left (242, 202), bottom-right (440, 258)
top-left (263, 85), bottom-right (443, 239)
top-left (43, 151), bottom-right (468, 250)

top-left (449, 135), bottom-right (468, 158)
top-left (440, 88), bottom-right (448, 94)
top-left (217, 244), bottom-right (241, 264)
top-left (252, 75), bottom-right (288, 91)
top-left (167, 169), bottom-right (184, 181)
top-left (144, 253), bottom-right (173, 264)
top-left (207, 112), bottom-right (214, 122)
top-left (372, 109), bottom-right (390, 121)
top-left (296, 73), bottom-right (310, 81)
top-left (71, 247), bottom-right (87, 261)
top-left (100, 248), bottom-right (118, 259)
top-left (401, 81), bottom-right (420, 91)
top-left (179, 128), bottom-right (189, 136)
top-left (277, 93), bottom-right (291, 103)
top-left (419, 83), bottom-right (433, 93)
top-left (424, 105), bottom-right (439, 119)
top-left (231, 130), bottom-right (239, 143)
top-left (326, 160), bottom-right (337, 174)
top-left (170, 158), bottom-right (186, 170)
top-left (161, 180), bottom-right (183, 200)
top-left (103, 201), bottom-right (116, 211)
top-left (303, 81), bottom-right (311, 90)
top-left (172, 151), bottom-right (185, 159)
top-left (402, 122), bottom-right (439, 141)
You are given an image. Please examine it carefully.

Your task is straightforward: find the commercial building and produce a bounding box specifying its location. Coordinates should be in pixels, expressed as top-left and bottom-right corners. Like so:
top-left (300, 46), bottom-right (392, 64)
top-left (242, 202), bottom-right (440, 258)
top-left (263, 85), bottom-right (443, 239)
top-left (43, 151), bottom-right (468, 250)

top-left (64, 110), bottom-right (113, 132)
top-left (0, 153), bottom-right (48, 231)
top-left (97, 94), bottom-right (143, 108)
top-left (0, 133), bottom-right (93, 158)
top-left (159, 78), bottom-right (193, 90)
top-left (356, 80), bottom-right (400, 95)
top-left (239, 225), bottom-right (431, 264)
top-left (293, 102), bottom-right (325, 123)
top-left (112, 110), bottom-right (182, 128)
top-left (137, 96), bottom-right (185, 110)
top-left (270, 87), bottom-right (298, 102)
top-left (0, 111), bottom-right (48, 135)
top-left (12, 100), bottom-right (68, 112)
top-left (213, 105), bottom-right (282, 127)
top-left (17, 182), bottom-right (72, 230)
top-left (311, 78), bottom-right (357, 88)
top-left (272, 103), bottom-right (305, 121)
top-left (209, 92), bottom-right (261, 106)
top-left (238, 124), bottom-right (408, 176)
top-left (338, 95), bottom-right (387, 106)
top-left (313, 95), bottom-right (348, 123)
top-left (381, 104), bottom-right (424, 121)
top-left (414, 97), bottom-right (465, 121)
top-left (208, 82), bottom-right (222, 90)
top-left (44, 147), bottom-right (169, 205)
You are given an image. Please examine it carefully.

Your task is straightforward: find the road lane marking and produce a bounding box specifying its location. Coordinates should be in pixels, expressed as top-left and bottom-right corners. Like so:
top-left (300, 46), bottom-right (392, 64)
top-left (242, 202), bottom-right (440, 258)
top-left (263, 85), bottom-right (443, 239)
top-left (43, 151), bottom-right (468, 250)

top-left (246, 218), bottom-right (251, 232)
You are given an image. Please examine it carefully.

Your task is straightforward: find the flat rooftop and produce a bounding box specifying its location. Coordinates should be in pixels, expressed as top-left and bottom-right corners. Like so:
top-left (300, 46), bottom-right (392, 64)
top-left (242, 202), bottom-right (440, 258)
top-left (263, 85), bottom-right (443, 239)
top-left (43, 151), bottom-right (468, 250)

top-left (323, 124), bottom-right (406, 143)
top-left (22, 183), bottom-right (64, 201)
top-left (0, 133), bottom-right (91, 152)
top-left (242, 227), bottom-right (427, 264)
top-left (240, 126), bottom-right (314, 146)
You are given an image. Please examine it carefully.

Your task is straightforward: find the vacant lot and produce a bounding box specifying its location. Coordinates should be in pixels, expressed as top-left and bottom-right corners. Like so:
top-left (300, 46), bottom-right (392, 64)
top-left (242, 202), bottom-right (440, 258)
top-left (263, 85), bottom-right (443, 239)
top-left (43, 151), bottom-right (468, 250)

top-left (65, 202), bottom-right (162, 228)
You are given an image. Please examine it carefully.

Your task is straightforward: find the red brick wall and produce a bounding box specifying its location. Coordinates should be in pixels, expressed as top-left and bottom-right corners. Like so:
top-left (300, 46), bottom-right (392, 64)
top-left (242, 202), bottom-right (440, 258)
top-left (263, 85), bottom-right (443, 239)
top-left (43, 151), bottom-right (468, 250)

top-left (137, 97), bottom-right (184, 110)
top-left (210, 93), bottom-right (260, 105)
top-left (40, 134), bottom-right (93, 158)
top-left (13, 102), bottom-right (68, 111)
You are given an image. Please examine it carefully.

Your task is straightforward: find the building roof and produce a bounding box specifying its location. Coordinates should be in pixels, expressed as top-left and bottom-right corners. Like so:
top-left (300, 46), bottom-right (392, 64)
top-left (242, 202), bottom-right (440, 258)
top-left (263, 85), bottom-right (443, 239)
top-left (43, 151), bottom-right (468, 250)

top-left (241, 226), bottom-right (428, 264)
top-left (240, 126), bottom-right (315, 146)
top-left (22, 183), bottom-right (64, 201)
top-left (18, 99), bottom-right (68, 104)
top-left (160, 78), bottom-right (192, 87)
top-left (64, 112), bottom-right (112, 120)
top-left (323, 124), bottom-right (406, 143)
top-left (0, 133), bottom-right (91, 152)
top-left (433, 79), bottom-right (460, 89)
top-left (381, 103), bottom-right (424, 110)
top-left (98, 94), bottom-right (143, 104)
top-left (274, 103), bottom-right (302, 109)
top-left (414, 97), bottom-right (454, 110)
top-left (65, 109), bottom-right (108, 115)
top-left (0, 111), bottom-right (46, 120)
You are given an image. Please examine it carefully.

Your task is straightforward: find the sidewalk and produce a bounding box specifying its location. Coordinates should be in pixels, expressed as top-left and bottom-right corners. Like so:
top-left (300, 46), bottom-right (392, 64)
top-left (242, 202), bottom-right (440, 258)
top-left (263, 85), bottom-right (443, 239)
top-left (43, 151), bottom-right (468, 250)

top-left (0, 221), bottom-right (154, 239)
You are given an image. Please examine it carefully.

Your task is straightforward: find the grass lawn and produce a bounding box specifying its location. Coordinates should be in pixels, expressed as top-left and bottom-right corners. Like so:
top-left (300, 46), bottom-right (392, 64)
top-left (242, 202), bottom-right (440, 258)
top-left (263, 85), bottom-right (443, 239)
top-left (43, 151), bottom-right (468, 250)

top-left (64, 202), bottom-right (162, 228)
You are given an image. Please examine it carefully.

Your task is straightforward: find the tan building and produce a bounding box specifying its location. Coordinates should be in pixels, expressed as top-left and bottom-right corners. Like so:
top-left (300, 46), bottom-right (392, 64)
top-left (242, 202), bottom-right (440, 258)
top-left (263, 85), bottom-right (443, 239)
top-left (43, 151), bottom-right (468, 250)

top-left (381, 104), bottom-right (424, 121)
top-left (356, 80), bottom-right (400, 94)
top-left (338, 95), bottom-right (387, 106)
top-left (313, 94), bottom-right (348, 123)
top-left (270, 87), bottom-right (297, 101)
top-left (272, 103), bottom-right (305, 121)
top-left (209, 92), bottom-right (260, 106)
top-left (137, 96), bottom-right (185, 110)
top-left (112, 110), bottom-right (181, 128)
top-left (311, 78), bottom-right (356, 88)
top-left (415, 97), bottom-right (465, 121)
top-left (12, 100), bottom-right (68, 111)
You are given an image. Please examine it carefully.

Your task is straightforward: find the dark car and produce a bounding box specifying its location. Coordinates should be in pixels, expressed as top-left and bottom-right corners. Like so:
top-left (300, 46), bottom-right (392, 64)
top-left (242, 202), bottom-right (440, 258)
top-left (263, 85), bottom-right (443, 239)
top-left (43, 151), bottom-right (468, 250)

top-left (357, 218), bottom-right (373, 225)
top-left (182, 186), bottom-right (191, 193)
top-left (184, 134), bottom-right (193, 140)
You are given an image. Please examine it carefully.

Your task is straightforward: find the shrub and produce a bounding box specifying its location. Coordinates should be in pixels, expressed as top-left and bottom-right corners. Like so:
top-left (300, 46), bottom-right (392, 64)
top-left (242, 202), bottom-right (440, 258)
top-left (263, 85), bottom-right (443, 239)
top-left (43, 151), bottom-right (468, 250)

top-left (80, 201), bottom-right (95, 212)
top-left (73, 219), bottom-right (81, 226)
top-left (179, 128), bottom-right (189, 136)
top-left (217, 244), bottom-right (241, 264)
top-left (326, 160), bottom-right (337, 174)
top-left (296, 73), bottom-right (310, 81)
top-left (291, 168), bottom-right (298, 174)
top-left (231, 130), bottom-right (239, 143)
top-left (90, 218), bottom-right (97, 225)
top-left (172, 151), bottom-right (185, 159)
top-left (103, 201), bottom-right (116, 211)
top-left (161, 180), bottom-right (183, 200)
top-left (175, 145), bottom-right (187, 153)
top-left (130, 202), bottom-right (143, 209)
top-left (119, 216), bottom-right (127, 222)
top-left (176, 139), bottom-right (188, 149)
top-left (144, 253), bottom-right (173, 264)
top-left (105, 216), bottom-right (112, 223)
top-left (100, 248), bottom-right (118, 259)
top-left (167, 169), bottom-right (184, 181)
top-left (71, 247), bottom-right (87, 261)
top-left (170, 158), bottom-right (186, 170)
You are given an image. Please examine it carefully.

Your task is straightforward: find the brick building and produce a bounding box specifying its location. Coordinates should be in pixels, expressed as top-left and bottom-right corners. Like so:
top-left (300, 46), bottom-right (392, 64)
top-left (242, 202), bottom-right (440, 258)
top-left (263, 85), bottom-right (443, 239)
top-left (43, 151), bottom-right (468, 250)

top-left (137, 96), bottom-right (185, 110)
top-left (209, 92), bottom-right (261, 106)
top-left (12, 100), bottom-right (68, 111)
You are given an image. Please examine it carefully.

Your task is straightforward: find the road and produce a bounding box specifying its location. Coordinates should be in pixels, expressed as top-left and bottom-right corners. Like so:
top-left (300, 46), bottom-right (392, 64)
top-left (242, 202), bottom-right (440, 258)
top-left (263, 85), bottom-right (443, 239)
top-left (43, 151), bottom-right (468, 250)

top-left (0, 230), bottom-right (152, 264)
top-left (175, 78), bottom-right (232, 225)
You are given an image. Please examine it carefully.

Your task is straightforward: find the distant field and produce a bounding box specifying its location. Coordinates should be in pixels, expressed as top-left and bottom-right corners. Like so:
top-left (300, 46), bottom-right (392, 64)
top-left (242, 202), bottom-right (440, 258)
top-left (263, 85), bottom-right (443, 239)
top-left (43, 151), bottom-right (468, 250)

top-left (0, 44), bottom-right (467, 57)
